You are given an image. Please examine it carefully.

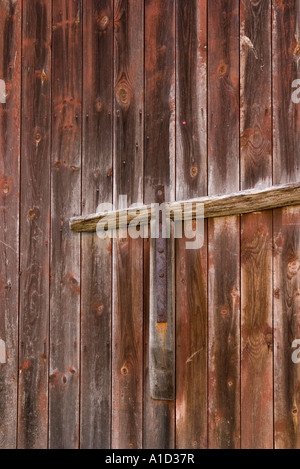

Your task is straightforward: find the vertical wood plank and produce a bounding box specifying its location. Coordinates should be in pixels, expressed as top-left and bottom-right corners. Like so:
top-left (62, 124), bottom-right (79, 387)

top-left (273, 0), bottom-right (300, 449)
top-left (111, 0), bottom-right (144, 449)
top-left (0, 0), bottom-right (21, 449)
top-left (240, 0), bottom-right (273, 449)
top-left (208, 0), bottom-right (240, 449)
top-left (176, 222), bottom-right (208, 449)
top-left (176, 0), bottom-right (207, 201)
top-left (240, 0), bottom-right (272, 190)
top-left (175, 0), bottom-right (208, 450)
top-left (241, 212), bottom-right (273, 448)
top-left (50, 0), bottom-right (82, 449)
top-left (80, 0), bottom-right (113, 449)
top-left (144, 0), bottom-right (176, 449)
top-left (274, 207), bottom-right (300, 449)
top-left (272, 0), bottom-right (300, 186)
top-left (18, 0), bottom-right (51, 449)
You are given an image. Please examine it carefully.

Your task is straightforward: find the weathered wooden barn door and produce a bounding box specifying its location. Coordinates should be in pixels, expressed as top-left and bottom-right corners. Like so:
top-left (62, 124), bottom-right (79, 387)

top-left (1, 0), bottom-right (300, 450)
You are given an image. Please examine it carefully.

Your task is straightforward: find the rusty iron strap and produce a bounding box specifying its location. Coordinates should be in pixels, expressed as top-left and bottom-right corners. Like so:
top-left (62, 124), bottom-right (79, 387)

top-left (155, 185), bottom-right (167, 323)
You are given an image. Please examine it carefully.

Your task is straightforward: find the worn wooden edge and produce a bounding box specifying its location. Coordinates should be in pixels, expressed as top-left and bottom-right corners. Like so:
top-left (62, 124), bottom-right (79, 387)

top-left (70, 182), bottom-right (300, 232)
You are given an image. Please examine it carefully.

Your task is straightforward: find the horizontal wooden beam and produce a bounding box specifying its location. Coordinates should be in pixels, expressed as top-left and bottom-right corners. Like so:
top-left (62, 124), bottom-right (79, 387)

top-left (70, 182), bottom-right (300, 233)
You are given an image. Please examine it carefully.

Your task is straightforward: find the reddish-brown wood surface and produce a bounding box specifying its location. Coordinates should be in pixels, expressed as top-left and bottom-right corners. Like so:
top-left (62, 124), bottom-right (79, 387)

top-left (143, 0), bottom-right (176, 449)
top-left (175, 0), bottom-right (208, 450)
top-left (208, 0), bottom-right (240, 449)
top-left (240, 0), bottom-right (273, 449)
top-left (18, 0), bottom-right (51, 448)
top-left (0, 0), bottom-right (21, 449)
top-left (80, 0), bottom-right (113, 449)
top-left (273, 0), bottom-right (300, 449)
top-left (49, 0), bottom-right (82, 449)
top-left (112, 0), bottom-right (144, 449)
top-left (0, 0), bottom-right (300, 449)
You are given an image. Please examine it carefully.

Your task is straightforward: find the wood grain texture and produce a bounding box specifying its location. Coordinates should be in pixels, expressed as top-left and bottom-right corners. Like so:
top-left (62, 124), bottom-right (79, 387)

top-left (241, 212), bottom-right (273, 449)
top-left (273, 0), bottom-right (300, 449)
top-left (0, 0), bottom-right (21, 449)
top-left (240, 0), bottom-right (273, 449)
top-left (176, 0), bottom-right (207, 200)
top-left (176, 221), bottom-right (208, 449)
top-left (18, 0), bottom-right (51, 449)
top-left (175, 0), bottom-right (208, 450)
top-left (274, 207), bottom-right (300, 449)
top-left (143, 0), bottom-right (176, 449)
top-left (272, 0), bottom-right (300, 185)
top-left (208, 0), bottom-right (239, 195)
top-left (80, 0), bottom-right (113, 449)
top-left (70, 182), bottom-right (300, 232)
top-left (208, 0), bottom-right (240, 449)
top-left (208, 217), bottom-right (240, 449)
top-left (240, 0), bottom-right (272, 190)
top-left (49, 0), bottom-right (82, 449)
top-left (111, 0), bottom-right (144, 449)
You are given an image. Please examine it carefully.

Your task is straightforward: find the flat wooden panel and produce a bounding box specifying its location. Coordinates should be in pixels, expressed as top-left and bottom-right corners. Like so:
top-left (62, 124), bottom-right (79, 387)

top-left (176, 0), bottom-right (207, 201)
top-left (273, 0), bottom-right (300, 449)
top-left (18, 0), bottom-right (51, 449)
top-left (80, 0), bottom-right (113, 449)
top-left (49, 0), bottom-right (82, 449)
top-left (240, 0), bottom-right (272, 190)
top-left (240, 0), bottom-right (273, 449)
top-left (208, 217), bottom-right (240, 449)
top-left (112, 0), bottom-right (144, 449)
top-left (143, 0), bottom-right (176, 449)
top-left (274, 207), bottom-right (300, 449)
top-left (241, 212), bottom-right (273, 449)
top-left (175, 0), bottom-right (208, 450)
top-left (272, 0), bottom-right (300, 185)
top-left (208, 0), bottom-right (239, 196)
top-left (0, 0), bottom-right (21, 449)
top-left (176, 221), bottom-right (207, 449)
top-left (208, 0), bottom-right (240, 450)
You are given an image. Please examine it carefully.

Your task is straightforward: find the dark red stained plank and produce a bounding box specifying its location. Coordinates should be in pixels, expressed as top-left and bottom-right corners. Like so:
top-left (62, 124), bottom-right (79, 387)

top-left (80, 0), bottom-right (113, 449)
top-left (274, 207), bottom-right (300, 449)
top-left (240, 0), bottom-right (272, 190)
top-left (18, 0), bottom-right (51, 449)
top-left (208, 217), bottom-right (240, 449)
top-left (112, 0), bottom-right (144, 449)
top-left (241, 212), bottom-right (273, 449)
top-left (176, 221), bottom-right (208, 449)
top-left (273, 0), bottom-right (300, 449)
top-left (143, 0), bottom-right (175, 449)
top-left (175, 0), bottom-right (208, 450)
top-left (272, 0), bottom-right (300, 185)
top-left (176, 0), bottom-right (207, 200)
top-left (144, 0), bottom-right (175, 205)
top-left (208, 0), bottom-right (239, 196)
top-left (240, 0), bottom-right (273, 449)
top-left (50, 0), bottom-right (82, 449)
top-left (208, 0), bottom-right (240, 449)
top-left (0, 0), bottom-right (21, 449)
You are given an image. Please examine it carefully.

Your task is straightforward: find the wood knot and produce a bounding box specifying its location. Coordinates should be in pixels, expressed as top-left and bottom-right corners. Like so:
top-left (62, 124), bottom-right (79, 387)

top-left (95, 98), bottom-right (103, 112)
top-left (221, 306), bottom-right (229, 317)
top-left (116, 79), bottom-right (132, 110)
top-left (288, 260), bottom-right (300, 277)
top-left (2, 183), bottom-right (9, 195)
top-left (28, 209), bottom-right (35, 219)
top-left (121, 365), bottom-right (128, 376)
top-left (218, 63), bottom-right (227, 77)
top-left (190, 166), bottom-right (198, 178)
top-left (35, 133), bottom-right (41, 143)
top-left (97, 15), bottom-right (109, 31)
